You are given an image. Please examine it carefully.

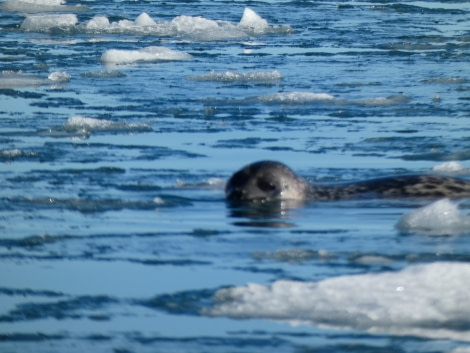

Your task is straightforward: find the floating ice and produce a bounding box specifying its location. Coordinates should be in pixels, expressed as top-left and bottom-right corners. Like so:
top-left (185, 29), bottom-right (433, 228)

top-left (63, 116), bottom-right (151, 134)
top-left (0, 70), bottom-right (70, 88)
top-left (101, 46), bottom-right (192, 65)
top-left (0, 0), bottom-right (88, 13)
top-left (82, 12), bottom-right (168, 35)
top-left (257, 92), bottom-right (335, 104)
top-left (17, 8), bottom-right (291, 39)
top-left (21, 14), bottom-right (78, 32)
top-left (209, 262), bottom-right (470, 341)
top-left (396, 199), bottom-right (470, 236)
top-left (65, 116), bottom-right (114, 130)
top-left (354, 94), bottom-right (411, 106)
top-left (84, 16), bottom-right (110, 30)
top-left (239, 8), bottom-right (269, 34)
top-left (0, 149), bottom-right (37, 161)
top-left (189, 70), bottom-right (282, 83)
top-left (0, 71), bottom-right (43, 88)
top-left (135, 12), bottom-right (158, 27)
top-left (432, 161), bottom-right (467, 173)
top-left (47, 71), bottom-right (71, 83)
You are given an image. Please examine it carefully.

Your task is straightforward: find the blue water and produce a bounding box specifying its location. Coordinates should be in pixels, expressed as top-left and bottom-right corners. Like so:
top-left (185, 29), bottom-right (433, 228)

top-left (1, 1), bottom-right (470, 352)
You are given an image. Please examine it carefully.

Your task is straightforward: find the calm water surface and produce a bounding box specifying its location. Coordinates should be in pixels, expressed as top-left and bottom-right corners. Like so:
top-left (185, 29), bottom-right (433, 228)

top-left (1, 0), bottom-right (470, 352)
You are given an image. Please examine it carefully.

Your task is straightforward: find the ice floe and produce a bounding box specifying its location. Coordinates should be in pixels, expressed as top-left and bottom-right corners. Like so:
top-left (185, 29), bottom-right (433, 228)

top-left (354, 94), bottom-right (411, 106)
top-left (208, 262), bottom-right (470, 341)
top-left (100, 46), bottom-right (192, 65)
top-left (63, 116), bottom-right (151, 134)
top-left (189, 70), bottom-right (282, 83)
top-left (432, 161), bottom-right (468, 173)
top-left (239, 8), bottom-right (269, 35)
top-left (0, 0), bottom-right (88, 13)
top-left (257, 92), bottom-right (336, 104)
top-left (19, 8), bottom-right (292, 40)
top-left (0, 70), bottom-right (70, 89)
top-left (396, 198), bottom-right (470, 236)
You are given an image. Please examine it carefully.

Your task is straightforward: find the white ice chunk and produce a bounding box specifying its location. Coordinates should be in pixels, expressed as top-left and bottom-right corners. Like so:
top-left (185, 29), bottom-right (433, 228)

top-left (135, 12), bottom-right (157, 27)
top-left (85, 16), bottom-right (110, 30)
top-left (21, 14), bottom-right (78, 31)
top-left (257, 92), bottom-right (335, 104)
top-left (209, 262), bottom-right (470, 341)
top-left (396, 198), bottom-right (470, 235)
top-left (172, 15), bottom-right (219, 33)
top-left (47, 71), bottom-right (71, 82)
top-left (0, 0), bottom-right (88, 13)
top-left (189, 70), bottom-right (282, 83)
top-left (171, 15), bottom-right (246, 40)
top-left (432, 161), bottom-right (467, 173)
top-left (62, 116), bottom-right (151, 135)
top-left (239, 8), bottom-right (269, 34)
top-left (65, 116), bottom-right (114, 130)
top-left (100, 46), bottom-right (192, 65)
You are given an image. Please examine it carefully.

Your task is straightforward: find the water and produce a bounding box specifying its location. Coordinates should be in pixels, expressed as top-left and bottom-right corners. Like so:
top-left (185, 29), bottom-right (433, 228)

top-left (1, 0), bottom-right (470, 352)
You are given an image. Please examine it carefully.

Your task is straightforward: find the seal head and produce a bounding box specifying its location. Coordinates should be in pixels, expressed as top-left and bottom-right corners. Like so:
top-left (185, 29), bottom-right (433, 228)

top-left (226, 160), bottom-right (310, 201)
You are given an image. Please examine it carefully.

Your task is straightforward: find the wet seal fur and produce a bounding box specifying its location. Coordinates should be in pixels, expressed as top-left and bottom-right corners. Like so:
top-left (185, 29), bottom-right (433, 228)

top-left (226, 160), bottom-right (470, 201)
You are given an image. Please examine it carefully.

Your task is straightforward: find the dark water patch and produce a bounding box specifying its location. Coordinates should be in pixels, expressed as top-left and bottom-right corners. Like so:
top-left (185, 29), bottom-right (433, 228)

top-left (298, 342), bottom-right (406, 353)
top-left (214, 137), bottom-right (277, 149)
top-left (191, 228), bottom-right (230, 237)
top-left (233, 265), bottom-right (287, 277)
top-left (125, 257), bottom-right (211, 267)
top-left (30, 96), bottom-right (85, 109)
top-left (0, 89), bottom-right (46, 99)
top-left (0, 287), bottom-right (65, 297)
top-left (127, 332), bottom-right (292, 352)
top-left (0, 332), bottom-right (67, 342)
top-left (388, 3), bottom-right (468, 15)
top-left (139, 288), bottom-right (217, 316)
top-left (115, 183), bottom-right (162, 192)
top-left (232, 220), bottom-right (296, 228)
top-left (38, 141), bottom-right (204, 163)
top-left (0, 295), bottom-right (117, 322)
top-left (0, 234), bottom-right (68, 248)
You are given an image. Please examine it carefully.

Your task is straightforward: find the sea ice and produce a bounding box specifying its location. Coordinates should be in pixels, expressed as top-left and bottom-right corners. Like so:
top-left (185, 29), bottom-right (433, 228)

top-left (0, 0), bottom-right (88, 13)
top-left (21, 14), bottom-right (78, 31)
top-left (257, 92), bottom-right (335, 104)
top-left (396, 198), bottom-right (470, 235)
top-left (100, 46), bottom-right (192, 65)
top-left (209, 262), bottom-right (470, 341)
top-left (189, 70), bottom-right (282, 83)
top-left (239, 7), bottom-right (269, 34)
top-left (432, 161), bottom-right (467, 173)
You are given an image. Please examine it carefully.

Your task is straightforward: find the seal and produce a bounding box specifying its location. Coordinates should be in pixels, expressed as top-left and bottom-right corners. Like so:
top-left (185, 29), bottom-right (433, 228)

top-left (226, 160), bottom-right (470, 201)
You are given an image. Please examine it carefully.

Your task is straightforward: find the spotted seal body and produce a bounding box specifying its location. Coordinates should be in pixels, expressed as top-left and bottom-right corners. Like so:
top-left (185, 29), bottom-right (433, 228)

top-left (226, 160), bottom-right (470, 201)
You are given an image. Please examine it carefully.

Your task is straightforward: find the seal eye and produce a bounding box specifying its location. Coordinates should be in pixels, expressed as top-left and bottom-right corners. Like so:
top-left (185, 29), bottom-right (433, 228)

top-left (257, 179), bottom-right (277, 193)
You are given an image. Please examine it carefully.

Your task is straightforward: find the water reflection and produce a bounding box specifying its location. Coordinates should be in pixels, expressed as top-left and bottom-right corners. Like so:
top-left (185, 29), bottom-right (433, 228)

top-left (226, 199), bottom-right (307, 228)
